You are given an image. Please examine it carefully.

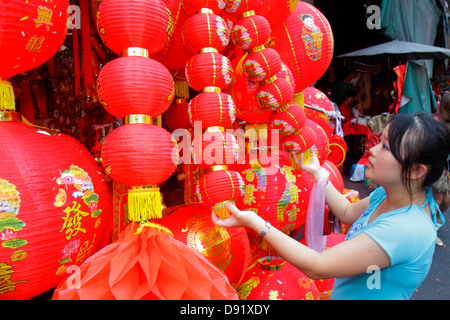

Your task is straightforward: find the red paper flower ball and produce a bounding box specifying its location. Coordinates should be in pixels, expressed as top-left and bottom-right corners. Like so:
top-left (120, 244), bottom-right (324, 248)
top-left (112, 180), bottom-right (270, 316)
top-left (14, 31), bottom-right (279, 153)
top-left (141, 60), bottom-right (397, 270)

top-left (101, 124), bottom-right (178, 187)
top-left (303, 86), bottom-right (335, 137)
top-left (185, 52), bottom-right (233, 91)
top-left (268, 102), bottom-right (306, 136)
top-left (0, 121), bottom-right (111, 299)
top-left (182, 12), bottom-right (230, 53)
top-left (97, 56), bottom-right (175, 119)
top-left (195, 170), bottom-right (245, 205)
top-left (0, 0), bottom-right (69, 79)
top-left (97, 0), bottom-right (173, 55)
top-left (188, 91), bottom-right (236, 129)
top-left (231, 14), bottom-right (271, 50)
top-left (272, 2), bottom-right (334, 93)
top-left (243, 48), bottom-right (282, 82)
top-left (191, 131), bottom-right (241, 168)
top-left (255, 76), bottom-right (294, 111)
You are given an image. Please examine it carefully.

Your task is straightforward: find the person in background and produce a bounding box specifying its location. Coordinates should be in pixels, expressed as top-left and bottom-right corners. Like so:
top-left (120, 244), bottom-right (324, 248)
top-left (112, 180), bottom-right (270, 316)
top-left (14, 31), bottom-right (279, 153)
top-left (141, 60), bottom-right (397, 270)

top-left (339, 90), bottom-right (357, 125)
top-left (434, 93), bottom-right (450, 246)
top-left (213, 113), bottom-right (449, 300)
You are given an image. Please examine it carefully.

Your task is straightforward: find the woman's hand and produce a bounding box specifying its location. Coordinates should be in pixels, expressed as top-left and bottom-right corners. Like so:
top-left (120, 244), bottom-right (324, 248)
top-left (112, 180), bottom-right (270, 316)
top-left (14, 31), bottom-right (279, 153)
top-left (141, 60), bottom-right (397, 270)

top-left (289, 150), bottom-right (326, 182)
top-left (211, 201), bottom-right (265, 233)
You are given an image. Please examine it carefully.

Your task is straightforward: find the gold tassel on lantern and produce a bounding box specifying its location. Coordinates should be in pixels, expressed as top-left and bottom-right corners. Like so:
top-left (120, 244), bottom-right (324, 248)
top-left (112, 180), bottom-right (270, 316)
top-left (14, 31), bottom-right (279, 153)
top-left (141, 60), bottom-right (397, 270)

top-left (128, 186), bottom-right (164, 221)
top-left (0, 79), bottom-right (16, 111)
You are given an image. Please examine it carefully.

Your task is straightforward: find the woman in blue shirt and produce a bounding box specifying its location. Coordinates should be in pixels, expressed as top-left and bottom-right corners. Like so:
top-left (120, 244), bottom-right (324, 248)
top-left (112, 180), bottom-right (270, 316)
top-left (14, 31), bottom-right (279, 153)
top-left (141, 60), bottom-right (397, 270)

top-left (212, 113), bottom-right (449, 300)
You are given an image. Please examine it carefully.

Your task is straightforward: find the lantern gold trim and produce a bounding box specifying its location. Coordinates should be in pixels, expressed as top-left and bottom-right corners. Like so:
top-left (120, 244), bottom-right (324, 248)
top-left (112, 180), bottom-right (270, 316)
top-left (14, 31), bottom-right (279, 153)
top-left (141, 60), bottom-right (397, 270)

top-left (200, 47), bottom-right (219, 53)
top-left (123, 114), bottom-right (153, 124)
top-left (206, 126), bottom-right (225, 132)
top-left (242, 10), bottom-right (256, 18)
top-left (251, 45), bottom-right (265, 53)
top-left (199, 8), bottom-right (214, 14)
top-left (211, 199), bottom-right (235, 219)
top-left (122, 47), bottom-right (150, 58)
top-left (258, 256), bottom-right (286, 270)
top-left (0, 111), bottom-right (20, 122)
top-left (202, 86), bottom-right (221, 93)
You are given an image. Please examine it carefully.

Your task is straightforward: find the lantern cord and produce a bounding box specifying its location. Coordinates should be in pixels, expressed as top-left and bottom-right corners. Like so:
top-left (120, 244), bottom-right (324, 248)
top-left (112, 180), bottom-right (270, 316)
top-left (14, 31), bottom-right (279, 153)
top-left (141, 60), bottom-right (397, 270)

top-left (128, 187), bottom-right (164, 221)
top-left (0, 80), bottom-right (16, 111)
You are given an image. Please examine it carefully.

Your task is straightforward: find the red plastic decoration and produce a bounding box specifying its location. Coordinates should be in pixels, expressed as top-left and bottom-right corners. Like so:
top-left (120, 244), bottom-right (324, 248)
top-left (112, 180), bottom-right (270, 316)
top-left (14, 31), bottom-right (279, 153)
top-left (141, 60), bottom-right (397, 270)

top-left (231, 15), bottom-right (271, 50)
top-left (97, 0), bottom-right (173, 55)
top-left (268, 102), bottom-right (306, 136)
top-left (192, 131), bottom-right (240, 168)
top-left (272, 2), bottom-right (334, 93)
top-left (0, 0), bottom-right (69, 79)
top-left (156, 203), bottom-right (250, 287)
top-left (0, 122), bottom-right (111, 300)
top-left (236, 256), bottom-right (319, 300)
top-left (243, 48), bottom-right (282, 82)
top-left (97, 56), bottom-right (175, 118)
top-left (303, 86), bottom-right (335, 137)
top-left (185, 52), bottom-right (233, 91)
top-left (101, 124), bottom-right (178, 187)
top-left (182, 12), bottom-right (230, 53)
top-left (188, 91), bottom-right (236, 129)
top-left (255, 76), bottom-right (294, 111)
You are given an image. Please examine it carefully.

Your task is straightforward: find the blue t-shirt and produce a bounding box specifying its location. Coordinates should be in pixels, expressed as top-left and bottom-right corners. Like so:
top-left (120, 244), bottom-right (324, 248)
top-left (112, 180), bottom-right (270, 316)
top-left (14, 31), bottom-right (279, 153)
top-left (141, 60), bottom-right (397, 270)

top-left (331, 187), bottom-right (442, 300)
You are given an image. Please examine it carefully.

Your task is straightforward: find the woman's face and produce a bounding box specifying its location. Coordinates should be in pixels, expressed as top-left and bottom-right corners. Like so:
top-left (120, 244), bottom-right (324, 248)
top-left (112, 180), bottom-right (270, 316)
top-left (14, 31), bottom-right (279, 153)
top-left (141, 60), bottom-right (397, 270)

top-left (365, 124), bottom-right (403, 187)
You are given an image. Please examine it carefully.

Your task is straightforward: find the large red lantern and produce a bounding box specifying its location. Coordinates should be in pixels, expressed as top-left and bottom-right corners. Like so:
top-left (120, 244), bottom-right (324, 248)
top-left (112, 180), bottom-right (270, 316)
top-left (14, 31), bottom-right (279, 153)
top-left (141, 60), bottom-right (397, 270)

top-left (255, 0), bottom-right (298, 29)
top-left (188, 91), bottom-right (236, 129)
top-left (156, 203), bottom-right (250, 287)
top-left (182, 0), bottom-right (226, 14)
top-left (97, 56), bottom-right (175, 119)
top-left (272, 2), bottom-right (334, 93)
top-left (225, 0), bottom-right (259, 16)
top-left (97, 0), bottom-right (173, 55)
top-left (0, 120), bottom-right (111, 300)
top-left (52, 222), bottom-right (239, 300)
top-left (236, 256), bottom-right (319, 300)
top-left (185, 52), bottom-right (233, 91)
top-left (101, 123), bottom-right (178, 220)
top-left (182, 11), bottom-right (230, 53)
top-left (233, 150), bottom-right (314, 234)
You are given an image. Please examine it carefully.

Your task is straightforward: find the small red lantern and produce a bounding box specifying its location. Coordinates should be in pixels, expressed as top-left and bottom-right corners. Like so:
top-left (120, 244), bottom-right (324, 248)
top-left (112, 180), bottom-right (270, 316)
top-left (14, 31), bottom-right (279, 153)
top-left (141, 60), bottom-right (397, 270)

top-left (97, 56), bottom-right (175, 119)
top-left (185, 52), bottom-right (233, 91)
top-left (101, 123), bottom-right (178, 220)
top-left (268, 102), bottom-right (306, 136)
top-left (226, 0), bottom-right (259, 16)
top-left (272, 2), bottom-right (334, 93)
top-left (243, 48), bottom-right (282, 82)
top-left (156, 203), bottom-right (250, 287)
top-left (303, 118), bottom-right (330, 166)
top-left (281, 126), bottom-right (316, 153)
top-left (255, 76), bottom-right (294, 111)
top-left (164, 99), bottom-right (193, 131)
top-left (236, 256), bottom-right (319, 300)
top-left (188, 91), bottom-right (236, 129)
top-left (231, 14), bottom-right (271, 51)
top-left (327, 134), bottom-right (347, 169)
top-left (303, 86), bottom-right (335, 137)
top-left (195, 169), bottom-right (245, 218)
top-left (323, 160), bottom-right (344, 193)
top-left (192, 131), bottom-right (241, 168)
top-left (97, 0), bottom-right (173, 55)
top-left (0, 121), bottom-right (111, 300)
top-left (182, 11), bottom-right (230, 53)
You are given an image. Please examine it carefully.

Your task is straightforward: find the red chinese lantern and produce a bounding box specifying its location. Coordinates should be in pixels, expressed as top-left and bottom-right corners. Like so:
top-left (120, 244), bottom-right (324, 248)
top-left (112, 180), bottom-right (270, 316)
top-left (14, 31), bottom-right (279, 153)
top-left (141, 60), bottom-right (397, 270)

top-left (185, 52), bottom-right (233, 91)
top-left (101, 123), bottom-right (179, 220)
top-left (164, 99), bottom-right (193, 131)
top-left (182, 11), bottom-right (230, 53)
top-left (0, 120), bottom-right (111, 300)
top-left (192, 130), bottom-right (240, 168)
top-left (97, 0), bottom-right (173, 55)
top-left (323, 160), bottom-right (344, 193)
top-left (272, 2), bottom-right (334, 93)
top-left (268, 102), bottom-right (306, 136)
top-left (231, 14), bottom-right (271, 51)
top-left (303, 86), bottom-right (335, 137)
top-left (52, 222), bottom-right (239, 300)
top-left (255, 76), bottom-right (294, 111)
top-left (156, 203), bottom-right (250, 287)
top-left (281, 126), bottom-right (316, 153)
top-left (188, 91), bottom-right (236, 129)
top-left (243, 48), bottom-right (282, 82)
top-left (255, 0), bottom-right (298, 29)
top-left (225, 0), bottom-right (259, 16)
top-left (182, 0), bottom-right (226, 14)
top-left (97, 56), bottom-right (175, 119)
top-left (327, 134), bottom-right (347, 169)
top-left (303, 118), bottom-right (330, 166)
top-left (195, 169), bottom-right (245, 218)
top-left (233, 150), bottom-right (314, 234)
top-left (0, 0), bottom-right (69, 111)
top-left (236, 256), bottom-right (319, 300)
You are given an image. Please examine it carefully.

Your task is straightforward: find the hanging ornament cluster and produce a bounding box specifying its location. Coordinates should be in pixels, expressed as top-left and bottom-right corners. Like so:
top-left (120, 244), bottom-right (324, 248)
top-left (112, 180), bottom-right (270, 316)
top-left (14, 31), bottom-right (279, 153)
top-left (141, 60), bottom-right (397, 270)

top-left (97, 0), bottom-right (178, 222)
top-left (181, 0), bottom-right (245, 219)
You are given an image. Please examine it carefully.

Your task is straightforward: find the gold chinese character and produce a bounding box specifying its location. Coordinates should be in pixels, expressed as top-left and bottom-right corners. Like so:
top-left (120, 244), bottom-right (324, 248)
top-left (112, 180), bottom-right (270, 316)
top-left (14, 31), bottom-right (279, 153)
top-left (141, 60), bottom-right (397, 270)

top-left (33, 6), bottom-right (53, 31)
top-left (60, 201), bottom-right (90, 240)
top-left (0, 263), bottom-right (27, 295)
top-left (25, 35), bottom-right (45, 52)
top-left (243, 184), bottom-right (257, 205)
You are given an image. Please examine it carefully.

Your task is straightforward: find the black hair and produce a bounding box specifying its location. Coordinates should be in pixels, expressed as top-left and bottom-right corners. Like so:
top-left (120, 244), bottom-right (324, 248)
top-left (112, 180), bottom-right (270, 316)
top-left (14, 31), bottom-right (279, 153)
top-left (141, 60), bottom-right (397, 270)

top-left (387, 113), bottom-right (450, 199)
top-left (343, 90), bottom-right (357, 99)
